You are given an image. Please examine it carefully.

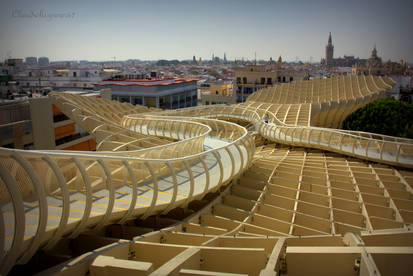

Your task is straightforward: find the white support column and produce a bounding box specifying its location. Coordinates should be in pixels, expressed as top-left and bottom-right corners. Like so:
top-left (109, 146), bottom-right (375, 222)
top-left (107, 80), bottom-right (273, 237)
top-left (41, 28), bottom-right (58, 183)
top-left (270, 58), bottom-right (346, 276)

top-left (29, 97), bottom-right (55, 150)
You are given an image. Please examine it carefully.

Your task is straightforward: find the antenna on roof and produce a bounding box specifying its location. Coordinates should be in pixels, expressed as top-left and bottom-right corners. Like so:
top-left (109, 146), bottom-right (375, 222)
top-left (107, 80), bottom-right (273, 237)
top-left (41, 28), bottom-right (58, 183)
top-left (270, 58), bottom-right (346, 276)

top-left (254, 52), bottom-right (256, 65)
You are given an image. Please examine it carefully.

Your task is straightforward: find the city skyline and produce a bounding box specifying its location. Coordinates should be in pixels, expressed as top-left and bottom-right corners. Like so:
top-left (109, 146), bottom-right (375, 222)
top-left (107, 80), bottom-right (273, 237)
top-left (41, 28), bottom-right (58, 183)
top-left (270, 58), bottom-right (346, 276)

top-left (1, 0), bottom-right (413, 63)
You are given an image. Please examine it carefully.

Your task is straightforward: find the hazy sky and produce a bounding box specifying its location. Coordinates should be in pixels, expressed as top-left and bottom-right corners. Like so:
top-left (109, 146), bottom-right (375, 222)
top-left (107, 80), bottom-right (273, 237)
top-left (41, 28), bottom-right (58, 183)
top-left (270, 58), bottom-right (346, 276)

top-left (1, 0), bottom-right (412, 62)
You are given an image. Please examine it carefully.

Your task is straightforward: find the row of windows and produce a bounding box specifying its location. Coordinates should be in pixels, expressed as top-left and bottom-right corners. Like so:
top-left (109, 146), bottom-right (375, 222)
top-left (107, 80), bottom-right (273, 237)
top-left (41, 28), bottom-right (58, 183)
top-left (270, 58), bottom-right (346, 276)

top-left (205, 101), bottom-right (228, 105)
top-left (28, 71), bottom-right (98, 77)
top-left (24, 82), bottom-right (90, 87)
top-left (236, 76), bottom-right (294, 84)
top-left (114, 94), bottom-right (197, 109)
top-left (236, 87), bottom-right (258, 94)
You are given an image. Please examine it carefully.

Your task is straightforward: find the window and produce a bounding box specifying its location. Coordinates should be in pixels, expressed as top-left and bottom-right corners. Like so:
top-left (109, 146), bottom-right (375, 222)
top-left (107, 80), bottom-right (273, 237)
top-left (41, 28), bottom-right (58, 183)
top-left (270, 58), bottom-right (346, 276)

top-left (172, 95), bottom-right (179, 105)
top-left (242, 77), bottom-right (247, 84)
top-left (216, 91), bottom-right (219, 95)
top-left (261, 78), bottom-right (265, 84)
top-left (162, 96), bottom-right (171, 108)
top-left (145, 97), bottom-right (157, 107)
top-left (119, 97), bottom-right (129, 103)
top-left (290, 77), bottom-right (293, 82)
top-left (267, 78), bottom-right (272, 85)
top-left (236, 77), bottom-right (241, 84)
top-left (282, 76), bottom-right (286, 82)
top-left (186, 94), bottom-right (191, 107)
top-left (278, 76), bottom-right (281, 82)
top-left (73, 72), bottom-right (77, 77)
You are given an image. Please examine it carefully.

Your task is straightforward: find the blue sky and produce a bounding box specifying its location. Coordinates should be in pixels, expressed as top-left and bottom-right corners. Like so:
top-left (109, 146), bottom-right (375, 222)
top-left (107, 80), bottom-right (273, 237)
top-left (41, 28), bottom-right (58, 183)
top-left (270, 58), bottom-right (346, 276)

top-left (1, 0), bottom-right (412, 62)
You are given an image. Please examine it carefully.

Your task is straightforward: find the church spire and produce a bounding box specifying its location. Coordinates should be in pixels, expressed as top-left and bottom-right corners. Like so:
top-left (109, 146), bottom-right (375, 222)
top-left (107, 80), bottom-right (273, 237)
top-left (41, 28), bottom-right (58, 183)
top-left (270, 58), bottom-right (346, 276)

top-left (325, 32), bottom-right (334, 67)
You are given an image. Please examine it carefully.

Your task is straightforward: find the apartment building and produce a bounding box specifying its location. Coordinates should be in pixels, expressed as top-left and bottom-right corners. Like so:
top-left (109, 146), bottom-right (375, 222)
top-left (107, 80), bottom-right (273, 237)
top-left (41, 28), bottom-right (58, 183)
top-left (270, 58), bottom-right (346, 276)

top-left (234, 63), bottom-right (308, 102)
top-left (96, 78), bottom-right (198, 109)
top-left (13, 68), bottom-right (113, 92)
top-left (198, 80), bottom-right (236, 105)
top-left (0, 90), bottom-right (107, 151)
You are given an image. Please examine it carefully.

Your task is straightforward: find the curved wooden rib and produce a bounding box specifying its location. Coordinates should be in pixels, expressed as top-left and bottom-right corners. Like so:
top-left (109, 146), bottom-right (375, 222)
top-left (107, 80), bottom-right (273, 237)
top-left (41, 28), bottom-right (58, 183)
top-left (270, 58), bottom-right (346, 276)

top-left (1, 75), bottom-right (412, 275)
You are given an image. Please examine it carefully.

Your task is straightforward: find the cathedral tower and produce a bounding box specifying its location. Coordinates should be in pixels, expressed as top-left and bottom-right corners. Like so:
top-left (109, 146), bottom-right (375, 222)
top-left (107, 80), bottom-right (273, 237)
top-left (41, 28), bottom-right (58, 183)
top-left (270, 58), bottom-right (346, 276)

top-left (325, 32), bottom-right (334, 66)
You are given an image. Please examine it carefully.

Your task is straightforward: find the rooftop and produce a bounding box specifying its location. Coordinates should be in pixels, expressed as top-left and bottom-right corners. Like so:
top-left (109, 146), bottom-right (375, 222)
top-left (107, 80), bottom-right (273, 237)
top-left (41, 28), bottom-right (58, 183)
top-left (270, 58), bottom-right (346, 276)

top-left (94, 78), bottom-right (198, 87)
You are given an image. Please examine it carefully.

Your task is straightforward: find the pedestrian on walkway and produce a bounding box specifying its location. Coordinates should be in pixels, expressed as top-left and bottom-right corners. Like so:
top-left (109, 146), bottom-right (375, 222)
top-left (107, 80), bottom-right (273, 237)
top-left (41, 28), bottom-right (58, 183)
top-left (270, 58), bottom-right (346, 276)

top-left (263, 113), bottom-right (269, 124)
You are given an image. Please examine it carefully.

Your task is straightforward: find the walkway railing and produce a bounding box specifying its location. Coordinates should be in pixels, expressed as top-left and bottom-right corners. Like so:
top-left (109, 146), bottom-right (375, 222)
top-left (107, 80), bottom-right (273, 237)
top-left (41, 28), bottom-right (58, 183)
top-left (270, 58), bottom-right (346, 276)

top-left (1, 74), bottom-right (412, 273)
top-left (0, 99), bottom-right (254, 275)
top-left (260, 122), bottom-right (413, 168)
top-left (159, 104), bottom-right (413, 168)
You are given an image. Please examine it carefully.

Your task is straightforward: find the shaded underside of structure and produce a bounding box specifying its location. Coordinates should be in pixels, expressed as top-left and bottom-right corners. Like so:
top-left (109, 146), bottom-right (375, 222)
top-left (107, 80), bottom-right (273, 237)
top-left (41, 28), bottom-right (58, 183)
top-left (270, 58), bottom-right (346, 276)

top-left (1, 75), bottom-right (413, 275)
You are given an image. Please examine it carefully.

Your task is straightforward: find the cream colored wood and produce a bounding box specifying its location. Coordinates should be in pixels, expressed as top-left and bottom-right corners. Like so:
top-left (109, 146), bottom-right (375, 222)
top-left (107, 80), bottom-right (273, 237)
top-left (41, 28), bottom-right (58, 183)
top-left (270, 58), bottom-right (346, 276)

top-left (76, 145), bottom-right (409, 276)
top-left (1, 75), bottom-right (413, 275)
top-left (90, 255), bottom-right (154, 276)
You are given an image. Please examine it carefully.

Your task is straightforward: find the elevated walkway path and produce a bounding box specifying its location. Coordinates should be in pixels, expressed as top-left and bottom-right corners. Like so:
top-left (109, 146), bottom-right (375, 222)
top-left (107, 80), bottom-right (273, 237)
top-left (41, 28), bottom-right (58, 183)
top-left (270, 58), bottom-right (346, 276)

top-left (2, 75), bottom-right (412, 274)
top-left (0, 98), bottom-right (253, 274)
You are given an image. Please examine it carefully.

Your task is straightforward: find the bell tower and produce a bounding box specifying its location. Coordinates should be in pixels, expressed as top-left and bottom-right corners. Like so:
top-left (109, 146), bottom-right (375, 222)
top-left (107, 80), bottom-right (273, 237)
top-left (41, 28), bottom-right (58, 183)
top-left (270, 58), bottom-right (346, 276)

top-left (325, 32), bottom-right (334, 66)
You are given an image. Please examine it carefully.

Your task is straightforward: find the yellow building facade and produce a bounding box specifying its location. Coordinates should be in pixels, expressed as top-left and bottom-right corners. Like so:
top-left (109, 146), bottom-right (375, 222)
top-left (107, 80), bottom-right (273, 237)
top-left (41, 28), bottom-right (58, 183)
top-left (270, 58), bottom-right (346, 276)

top-left (199, 81), bottom-right (236, 105)
top-left (199, 81), bottom-right (233, 96)
top-left (235, 64), bottom-right (308, 102)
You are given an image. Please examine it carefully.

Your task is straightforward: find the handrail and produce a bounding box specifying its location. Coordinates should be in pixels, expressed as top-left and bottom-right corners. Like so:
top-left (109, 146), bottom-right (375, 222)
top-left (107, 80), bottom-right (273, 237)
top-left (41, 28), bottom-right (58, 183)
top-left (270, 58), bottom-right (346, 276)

top-left (160, 98), bottom-right (413, 168)
top-left (0, 94), bottom-right (255, 274)
top-left (157, 102), bottom-right (413, 168)
top-left (0, 75), bottom-right (409, 274)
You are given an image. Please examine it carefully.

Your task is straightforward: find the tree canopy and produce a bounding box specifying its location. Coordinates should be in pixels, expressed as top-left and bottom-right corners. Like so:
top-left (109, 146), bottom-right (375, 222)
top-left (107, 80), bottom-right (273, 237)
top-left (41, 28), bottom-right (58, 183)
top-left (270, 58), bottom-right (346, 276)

top-left (341, 98), bottom-right (413, 139)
